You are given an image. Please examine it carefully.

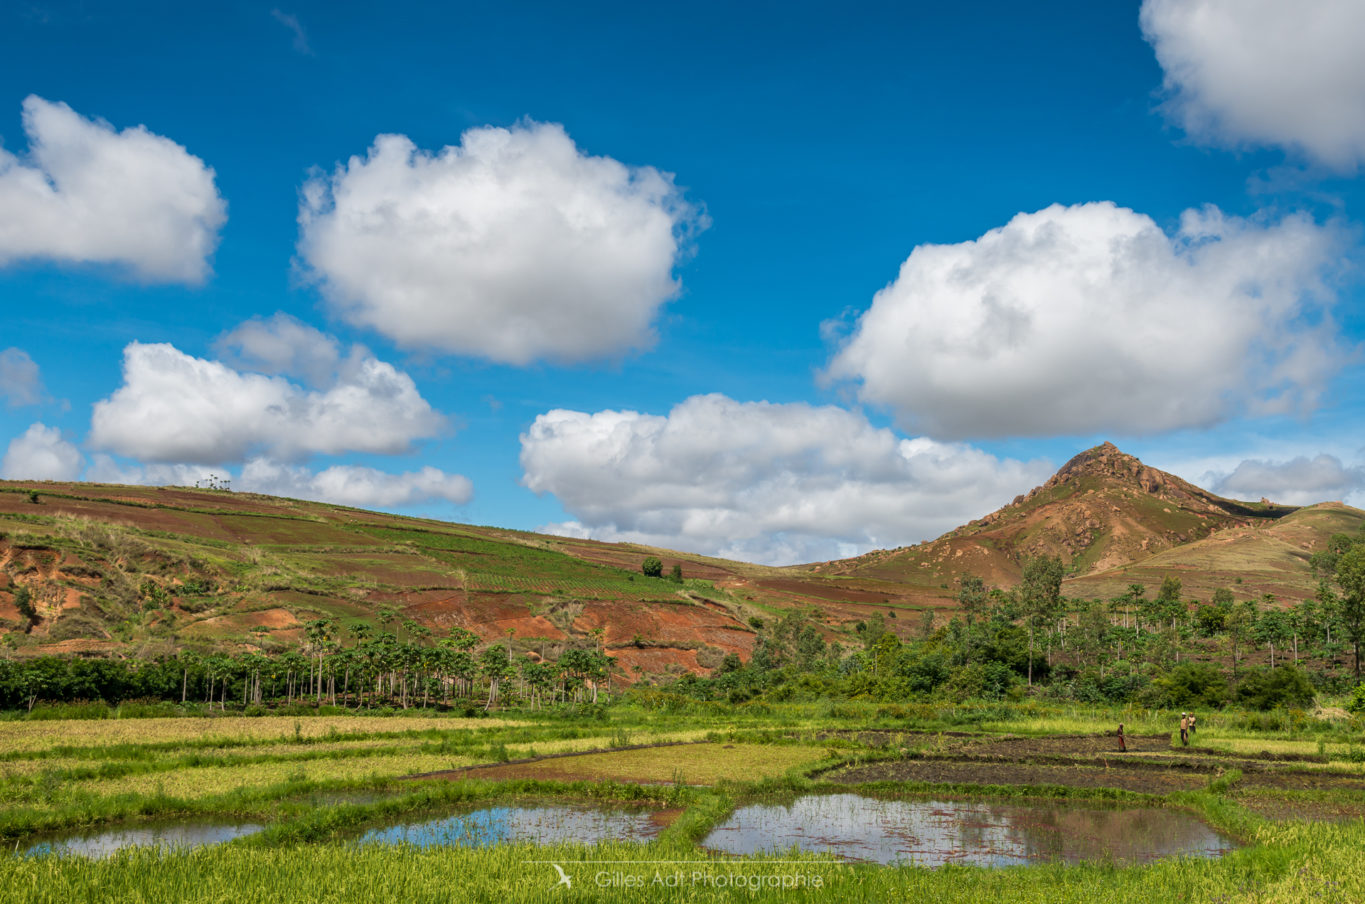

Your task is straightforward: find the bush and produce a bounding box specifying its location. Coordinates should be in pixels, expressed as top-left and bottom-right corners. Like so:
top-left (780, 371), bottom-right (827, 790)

top-left (1347, 683), bottom-right (1365, 715)
top-left (947, 661), bottom-right (1017, 702)
top-left (12, 586), bottom-right (37, 625)
top-left (1235, 666), bottom-right (1316, 711)
top-left (1144, 663), bottom-right (1230, 709)
top-left (641, 557), bottom-right (662, 578)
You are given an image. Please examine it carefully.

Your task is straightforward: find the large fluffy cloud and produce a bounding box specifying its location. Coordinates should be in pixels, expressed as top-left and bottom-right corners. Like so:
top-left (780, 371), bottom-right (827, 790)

top-left (0, 348), bottom-right (43, 406)
top-left (1141, 0), bottom-right (1365, 168)
top-left (826, 202), bottom-right (1344, 440)
top-left (519, 393), bottom-right (1051, 565)
top-left (0, 96), bottom-right (225, 283)
top-left (2, 423), bottom-right (82, 480)
top-left (1211, 454), bottom-right (1365, 506)
top-left (89, 338), bottom-right (445, 464)
top-left (297, 121), bottom-right (702, 364)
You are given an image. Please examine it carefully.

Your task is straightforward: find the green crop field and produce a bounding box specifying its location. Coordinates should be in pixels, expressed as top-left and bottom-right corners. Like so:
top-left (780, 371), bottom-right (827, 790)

top-left (1, 699), bottom-right (1363, 903)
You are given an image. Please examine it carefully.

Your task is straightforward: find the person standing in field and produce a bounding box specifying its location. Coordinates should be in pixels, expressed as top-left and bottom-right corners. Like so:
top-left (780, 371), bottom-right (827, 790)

top-left (1117, 723), bottom-right (1126, 752)
top-left (1179, 712), bottom-right (1189, 747)
top-left (1189, 713), bottom-right (1196, 736)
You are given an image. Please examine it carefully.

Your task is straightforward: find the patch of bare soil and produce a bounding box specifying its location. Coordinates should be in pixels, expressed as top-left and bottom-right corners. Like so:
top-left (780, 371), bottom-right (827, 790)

top-left (828, 759), bottom-right (1209, 794)
top-left (974, 733), bottom-right (1175, 757)
top-left (816, 730), bottom-right (984, 752)
top-left (1237, 770), bottom-right (1365, 792)
top-left (1233, 793), bottom-right (1365, 823)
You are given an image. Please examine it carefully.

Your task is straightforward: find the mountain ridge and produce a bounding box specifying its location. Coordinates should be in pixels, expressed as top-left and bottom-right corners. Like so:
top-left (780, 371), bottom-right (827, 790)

top-left (809, 441), bottom-right (1305, 589)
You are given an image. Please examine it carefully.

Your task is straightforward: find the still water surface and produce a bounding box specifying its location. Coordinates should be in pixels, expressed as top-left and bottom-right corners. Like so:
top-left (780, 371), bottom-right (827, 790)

top-left (702, 794), bottom-right (1239, 866)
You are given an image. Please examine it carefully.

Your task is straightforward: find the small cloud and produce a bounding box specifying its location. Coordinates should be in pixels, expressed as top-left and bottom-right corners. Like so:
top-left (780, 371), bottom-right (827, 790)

top-left (271, 8), bottom-right (314, 56)
top-left (0, 348), bottom-right (44, 407)
top-left (1211, 453), bottom-right (1365, 506)
top-left (2, 423), bottom-right (82, 480)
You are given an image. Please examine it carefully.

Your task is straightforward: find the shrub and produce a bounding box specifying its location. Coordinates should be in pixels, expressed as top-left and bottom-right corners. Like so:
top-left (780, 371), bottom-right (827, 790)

top-left (668, 563), bottom-right (683, 583)
top-left (12, 586), bottom-right (37, 625)
top-left (641, 557), bottom-right (662, 578)
top-left (1144, 663), bottom-right (1230, 708)
top-left (1235, 665), bottom-right (1316, 711)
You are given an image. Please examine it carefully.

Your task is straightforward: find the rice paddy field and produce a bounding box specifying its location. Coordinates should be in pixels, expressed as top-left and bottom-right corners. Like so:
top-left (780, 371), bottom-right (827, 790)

top-left (1, 700), bottom-right (1363, 903)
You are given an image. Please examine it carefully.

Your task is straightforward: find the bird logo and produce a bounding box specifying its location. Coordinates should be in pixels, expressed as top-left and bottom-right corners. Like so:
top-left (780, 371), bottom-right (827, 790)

top-left (550, 863), bottom-right (572, 890)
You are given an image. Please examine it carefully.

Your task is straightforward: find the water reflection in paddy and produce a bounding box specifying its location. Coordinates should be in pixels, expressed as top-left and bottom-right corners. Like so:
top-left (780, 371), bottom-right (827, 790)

top-left (359, 804), bottom-right (664, 849)
top-left (702, 794), bottom-right (1238, 866)
top-left (22, 821), bottom-right (263, 858)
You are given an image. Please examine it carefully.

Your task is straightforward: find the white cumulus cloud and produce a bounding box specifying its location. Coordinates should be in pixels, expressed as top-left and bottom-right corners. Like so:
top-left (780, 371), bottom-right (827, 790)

top-left (238, 459), bottom-right (472, 507)
top-left (215, 312), bottom-right (342, 386)
top-left (84, 455), bottom-right (221, 488)
top-left (2, 423), bottom-right (82, 480)
top-left (519, 393), bottom-right (1051, 565)
top-left (0, 96), bottom-right (225, 283)
top-left (0, 348), bottom-right (43, 406)
top-left (86, 455), bottom-right (471, 509)
top-left (297, 120), bottom-right (703, 364)
top-left (1211, 453), bottom-right (1365, 506)
top-left (826, 202), bottom-right (1345, 440)
top-left (1141, 0), bottom-right (1365, 169)
top-left (89, 337), bottom-right (445, 464)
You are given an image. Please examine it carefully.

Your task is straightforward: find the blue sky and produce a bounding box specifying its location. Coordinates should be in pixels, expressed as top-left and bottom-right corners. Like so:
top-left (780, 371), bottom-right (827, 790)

top-left (2, 0), bottom-right (1363, 564)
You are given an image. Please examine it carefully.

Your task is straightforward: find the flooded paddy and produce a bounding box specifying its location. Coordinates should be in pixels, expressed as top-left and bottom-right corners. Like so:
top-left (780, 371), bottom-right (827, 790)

top-left (22, 820), bottom-right (263, 858)
top-left (358, 804), bottom-right (667, 849)
top-left (702, 794), bottom-right (1237, 867)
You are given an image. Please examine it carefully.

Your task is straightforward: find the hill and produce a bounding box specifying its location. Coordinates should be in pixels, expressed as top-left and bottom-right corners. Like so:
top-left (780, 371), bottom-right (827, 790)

top-left (2, 443), bottom-right (1359, 675)
top-left (811, 442), bottom-right (1356, 605)
top-left (0, 481), bottom-right (926, 676)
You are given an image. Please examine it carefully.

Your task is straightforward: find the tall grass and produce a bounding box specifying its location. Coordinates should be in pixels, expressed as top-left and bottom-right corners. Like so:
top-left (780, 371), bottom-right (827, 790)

top-left (5, 821), bottom-right (1364, 904)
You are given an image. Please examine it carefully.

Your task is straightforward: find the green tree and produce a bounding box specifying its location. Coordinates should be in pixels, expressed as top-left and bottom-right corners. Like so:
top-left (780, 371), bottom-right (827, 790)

top-left (957, 576), bottom-right (988, 627)
top-left (479, 644), bottom-right (513, 709)
top-left (641, 557), bottom-right (662, 578)
top-left (668, 563), bottom-right (683, 584)
top-left (12, 586), bottom-right (37, 628)
top-left (1255, 602), bottom-right (1292, 669)
top-left (1336, 545), bottom-right (1365, 679)
top-left (1019, 555), bottom-right (1063, 687)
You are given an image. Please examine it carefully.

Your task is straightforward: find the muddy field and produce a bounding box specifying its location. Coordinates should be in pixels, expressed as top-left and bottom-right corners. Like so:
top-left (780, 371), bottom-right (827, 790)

top-left (826, 733), bottom-right (1365, 799)
top-left (827, 759), bottom-right (1212, 794)
top-left (1232, 793), bottom-right (1365, 823)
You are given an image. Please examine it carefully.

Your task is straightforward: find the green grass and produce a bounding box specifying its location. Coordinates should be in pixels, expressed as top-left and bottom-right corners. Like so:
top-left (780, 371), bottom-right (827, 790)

top-left (3, 817), bottom-right (1362, 903)
top-left (3, 698), bottom-right (1365, 902)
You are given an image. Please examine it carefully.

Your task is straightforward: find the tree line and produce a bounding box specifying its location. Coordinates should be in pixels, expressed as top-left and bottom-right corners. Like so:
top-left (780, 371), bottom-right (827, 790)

top-left (0, 616), bottom-right (613, 712)
top-left (668, 526), bottom-right (1365, 711)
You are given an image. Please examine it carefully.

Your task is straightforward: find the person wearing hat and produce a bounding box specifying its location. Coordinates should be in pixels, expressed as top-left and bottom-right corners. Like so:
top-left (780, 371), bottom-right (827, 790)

top-left (1179, 712), bottom-right (1190, 747)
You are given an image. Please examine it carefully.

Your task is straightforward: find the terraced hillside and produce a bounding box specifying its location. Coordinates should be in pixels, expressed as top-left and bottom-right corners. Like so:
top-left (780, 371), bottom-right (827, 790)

top-left (0, 482), bottom-right (925, 674)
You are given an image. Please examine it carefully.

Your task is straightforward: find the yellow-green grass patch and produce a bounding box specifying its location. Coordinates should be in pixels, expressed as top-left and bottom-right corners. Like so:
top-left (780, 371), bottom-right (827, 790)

top-left (464, 742), bottom-right (827, 785)
top-left (76, 753), bottom-right (475, 799)
top-left (0, 716), bottom-right (528, 754)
